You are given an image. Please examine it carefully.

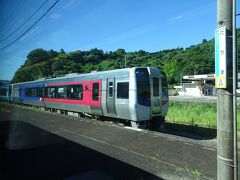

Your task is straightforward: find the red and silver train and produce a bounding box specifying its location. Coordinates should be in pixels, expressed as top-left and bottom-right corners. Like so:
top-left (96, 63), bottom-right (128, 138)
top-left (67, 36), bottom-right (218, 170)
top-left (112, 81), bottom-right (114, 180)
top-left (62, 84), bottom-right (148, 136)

top-left (10, 67), bottom-right (168, 129)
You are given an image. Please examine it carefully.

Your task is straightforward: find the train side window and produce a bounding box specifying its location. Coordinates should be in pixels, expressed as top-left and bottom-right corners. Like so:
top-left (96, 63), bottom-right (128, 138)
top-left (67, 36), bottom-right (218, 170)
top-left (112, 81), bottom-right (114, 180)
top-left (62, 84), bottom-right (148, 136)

top-left (55, 86), bottom-right (67, 98)
top-left (25, 88), bottom-right (38, 97)
top-left (32, 88), bottom-right (37, 97)
top-left (25, 88), bottom-right (31, 97)
top-left (153, 77), bottom-right (159, 97)
top-left (37, 88), bottom-right (43, 97)
top-left (12, 87), bottom-right (20, 97)
top-left (117, 82), bottom-right (129, 99)
top-left (108, 82), bottom-right (113, 98)
top-left (68, 85), bottom-right (83, 100)
top-left (92, 83), bottom-right (99, 101)
top-left (47, 87), bottom-right (56, 98)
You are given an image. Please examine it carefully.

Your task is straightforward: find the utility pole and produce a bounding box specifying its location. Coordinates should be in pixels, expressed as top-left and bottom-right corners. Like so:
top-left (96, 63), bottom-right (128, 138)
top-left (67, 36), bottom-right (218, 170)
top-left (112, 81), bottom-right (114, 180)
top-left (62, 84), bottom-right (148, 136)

top-left (232, 0), bottom-right (238, 179)
top-left (216, 0), bottom-right (237, 179)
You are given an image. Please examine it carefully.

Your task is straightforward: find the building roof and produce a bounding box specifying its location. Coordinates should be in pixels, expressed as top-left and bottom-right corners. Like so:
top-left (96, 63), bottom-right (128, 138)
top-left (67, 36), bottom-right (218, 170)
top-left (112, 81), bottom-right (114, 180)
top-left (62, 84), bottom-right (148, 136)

top-left (183, 74), bottom-right (215, 80)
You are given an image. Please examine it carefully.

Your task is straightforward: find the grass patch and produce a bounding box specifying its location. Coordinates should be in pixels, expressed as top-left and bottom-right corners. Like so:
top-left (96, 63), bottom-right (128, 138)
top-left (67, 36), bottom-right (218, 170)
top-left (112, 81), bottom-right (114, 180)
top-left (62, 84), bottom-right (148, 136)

top-left (185, 168), bottom-right (205, 179)
top-left (166, 102), bottom-right (240, 131)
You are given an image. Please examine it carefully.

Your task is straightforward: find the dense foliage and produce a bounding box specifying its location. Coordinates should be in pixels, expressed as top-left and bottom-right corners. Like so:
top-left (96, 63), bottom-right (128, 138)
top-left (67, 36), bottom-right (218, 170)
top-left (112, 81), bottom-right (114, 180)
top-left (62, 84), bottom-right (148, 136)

top-left (11, 28), bottom-right (240, 86)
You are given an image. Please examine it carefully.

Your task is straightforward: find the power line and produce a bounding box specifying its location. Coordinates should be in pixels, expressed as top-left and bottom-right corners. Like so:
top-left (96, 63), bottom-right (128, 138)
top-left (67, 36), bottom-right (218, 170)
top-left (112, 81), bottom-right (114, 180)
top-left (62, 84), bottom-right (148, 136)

top-left (0, 0), bottom-right (60, 51)
top-left (0, 0), bottom-right (22, 33)
top-left (0, 0), bottom-right (49, 42)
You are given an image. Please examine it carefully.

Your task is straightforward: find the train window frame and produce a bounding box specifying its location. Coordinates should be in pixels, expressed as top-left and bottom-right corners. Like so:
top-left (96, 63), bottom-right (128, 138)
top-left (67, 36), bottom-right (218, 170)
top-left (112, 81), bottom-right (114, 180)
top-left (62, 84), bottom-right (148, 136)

top-left (108, 81), bottom-right (113, 98)
top-left (46, 87), bottom-right (56, 98)
top-left (153, 77), bottom-right (159, 97)
top-left (55, 86), bottom-right (67, 99)
top-left (12, 87), bottom-right (20, 97)
top-left (37, 88), bottom-right (43, 97)
top-left (25, 87), bottom-right (43, 97)
top-left (117, 82), bottom-right (129, 99)
top-left (136, 68), bottom-right (150, 106)
top-left (67, 84), bottom-right (83, 100)
top-left (92, 83), bottom-right (99, 101)
top-left (25, 88), bottom-right (32, 97)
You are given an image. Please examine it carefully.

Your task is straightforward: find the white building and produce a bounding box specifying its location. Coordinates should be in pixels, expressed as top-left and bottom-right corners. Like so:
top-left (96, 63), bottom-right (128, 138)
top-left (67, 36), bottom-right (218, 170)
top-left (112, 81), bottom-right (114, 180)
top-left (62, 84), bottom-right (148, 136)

top-left (174, 74), bottom-right (216, 96)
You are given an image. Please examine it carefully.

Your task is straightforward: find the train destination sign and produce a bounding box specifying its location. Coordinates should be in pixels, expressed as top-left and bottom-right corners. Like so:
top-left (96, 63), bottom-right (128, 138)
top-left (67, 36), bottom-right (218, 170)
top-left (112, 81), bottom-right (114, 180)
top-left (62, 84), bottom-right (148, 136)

top-left (215, 26), bottom-right (227, 88)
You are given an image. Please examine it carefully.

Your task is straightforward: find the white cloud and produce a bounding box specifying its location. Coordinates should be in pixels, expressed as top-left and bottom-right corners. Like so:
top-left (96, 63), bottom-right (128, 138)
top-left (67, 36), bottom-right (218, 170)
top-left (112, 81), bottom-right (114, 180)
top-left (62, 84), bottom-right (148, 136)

top-left (62, 0), bottom-right (79, 9)
top-left (169, 15), bottom-right (183, 21)
top-left (50, 13), bottom-right (62, 19)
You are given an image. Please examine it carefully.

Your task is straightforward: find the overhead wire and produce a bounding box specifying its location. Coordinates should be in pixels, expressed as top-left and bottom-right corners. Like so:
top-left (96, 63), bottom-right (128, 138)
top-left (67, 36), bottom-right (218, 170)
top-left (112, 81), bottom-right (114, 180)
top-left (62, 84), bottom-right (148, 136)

top-left (0, 0), bottom-right (49, 42)
top-left (0, 0), bottom-right (60, 51)
top-left (0, 0), bottom-right (22, 35)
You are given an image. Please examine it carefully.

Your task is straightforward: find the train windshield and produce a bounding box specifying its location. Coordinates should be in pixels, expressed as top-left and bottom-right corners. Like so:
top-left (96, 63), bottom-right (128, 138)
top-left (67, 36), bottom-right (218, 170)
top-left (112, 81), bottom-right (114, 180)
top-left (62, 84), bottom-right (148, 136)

top-left (136, 68), bottom-right (150, 106)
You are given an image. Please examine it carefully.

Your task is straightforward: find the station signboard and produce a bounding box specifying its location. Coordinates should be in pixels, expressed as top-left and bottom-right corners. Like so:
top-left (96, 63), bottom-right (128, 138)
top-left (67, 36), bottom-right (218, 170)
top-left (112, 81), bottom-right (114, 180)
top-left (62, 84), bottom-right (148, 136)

top-left (215, 26), bottom-right (227, 88)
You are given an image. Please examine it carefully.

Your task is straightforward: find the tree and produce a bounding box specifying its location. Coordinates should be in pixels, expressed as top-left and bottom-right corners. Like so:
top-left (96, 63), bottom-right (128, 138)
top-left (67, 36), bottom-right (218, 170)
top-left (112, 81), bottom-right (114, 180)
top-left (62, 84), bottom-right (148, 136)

top-left (137, 50), bottom-right (147, 55)
top-left (48, 49), bottom-right (58, 58)
top-left (60, 48), bottom-right (65, 54)
top-left (108, 49), bottom-right (126, 60)
top-left (69, 50), bottom-right (84, 63)
top-left (51, 59), bottom-right (73, 76)
top-left (25, 48), bottom-right (49, 65)
top-left (202, 39), bottom-right (208, 44)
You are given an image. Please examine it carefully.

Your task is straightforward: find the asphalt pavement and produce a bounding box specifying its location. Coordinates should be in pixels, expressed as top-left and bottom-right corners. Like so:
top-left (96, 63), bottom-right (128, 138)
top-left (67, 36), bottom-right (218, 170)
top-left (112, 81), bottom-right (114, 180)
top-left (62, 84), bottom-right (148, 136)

top-left (0, 102), bottom-right (229, 179)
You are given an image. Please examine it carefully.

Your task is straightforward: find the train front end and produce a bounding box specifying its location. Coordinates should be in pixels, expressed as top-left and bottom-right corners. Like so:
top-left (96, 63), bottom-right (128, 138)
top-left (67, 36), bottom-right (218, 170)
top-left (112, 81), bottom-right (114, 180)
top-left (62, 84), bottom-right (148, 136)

top-left (129, 67), bottom-right (168, 129)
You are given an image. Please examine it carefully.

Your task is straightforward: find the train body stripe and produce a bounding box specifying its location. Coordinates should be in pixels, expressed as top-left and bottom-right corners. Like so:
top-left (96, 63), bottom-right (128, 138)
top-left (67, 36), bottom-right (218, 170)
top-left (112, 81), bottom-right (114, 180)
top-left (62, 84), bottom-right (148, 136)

top-left (44, 80), bottom-right (102, 107)
top-left (42, 97), bottom-right (100, 107)
top-left (47, 82), bottom-right (82, 87)
top-left (42, 98), bottom-right (85, 105)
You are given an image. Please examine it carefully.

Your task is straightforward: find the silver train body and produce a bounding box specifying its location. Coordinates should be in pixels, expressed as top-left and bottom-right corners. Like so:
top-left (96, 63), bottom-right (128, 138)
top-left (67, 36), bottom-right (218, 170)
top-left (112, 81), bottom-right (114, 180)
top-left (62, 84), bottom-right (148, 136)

top-left (11, 67), bottom-right (168, 128)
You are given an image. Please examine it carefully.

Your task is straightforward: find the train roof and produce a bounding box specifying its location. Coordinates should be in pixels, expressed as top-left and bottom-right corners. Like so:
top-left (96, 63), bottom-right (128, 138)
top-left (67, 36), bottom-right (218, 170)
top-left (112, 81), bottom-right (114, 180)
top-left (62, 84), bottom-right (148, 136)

top-left (11, 67), bottom-right (162, 86)
top-left (11, 67), bottom-right (134, 85)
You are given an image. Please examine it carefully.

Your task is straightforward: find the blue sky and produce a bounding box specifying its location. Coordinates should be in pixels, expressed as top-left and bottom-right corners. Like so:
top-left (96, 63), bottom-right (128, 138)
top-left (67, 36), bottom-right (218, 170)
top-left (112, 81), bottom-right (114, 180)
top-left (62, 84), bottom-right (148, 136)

top-left (0, 0), bottom-right (239, 80)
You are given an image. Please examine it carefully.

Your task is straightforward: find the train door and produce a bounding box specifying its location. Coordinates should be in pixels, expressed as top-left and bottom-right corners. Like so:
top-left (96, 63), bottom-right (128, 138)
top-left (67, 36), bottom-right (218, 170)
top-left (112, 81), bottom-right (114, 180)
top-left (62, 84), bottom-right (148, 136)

top-left (89, 80), bottom-right (102, 115)
top-left (151, 77), bottom-right (162, 115)
top-left (106, 78), bottom-right (116, 116)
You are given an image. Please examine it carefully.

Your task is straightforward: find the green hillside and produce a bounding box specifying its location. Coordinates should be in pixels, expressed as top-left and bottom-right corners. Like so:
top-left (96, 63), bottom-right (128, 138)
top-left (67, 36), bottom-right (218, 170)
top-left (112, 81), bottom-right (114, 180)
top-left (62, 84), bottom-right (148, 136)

top-left (11, 28), bottom-right (240, 86)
